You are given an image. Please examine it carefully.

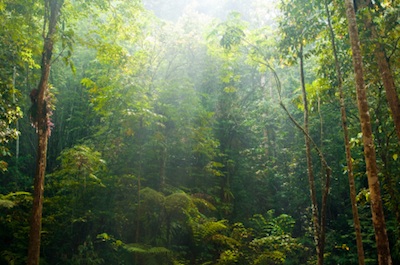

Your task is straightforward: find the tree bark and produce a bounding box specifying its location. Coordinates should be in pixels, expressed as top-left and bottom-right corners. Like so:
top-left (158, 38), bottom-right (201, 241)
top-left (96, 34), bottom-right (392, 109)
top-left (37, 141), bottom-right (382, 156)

top-left (373, 41), bottom-right (400, 141)
top-left (324, 1), bottom-right (365, 264)
top-left (27, 1), bottom-right (63, 265)
top-left (363, 10), bottom-right (400, 141)
top-left (344, 1), bottom-right (392, 264)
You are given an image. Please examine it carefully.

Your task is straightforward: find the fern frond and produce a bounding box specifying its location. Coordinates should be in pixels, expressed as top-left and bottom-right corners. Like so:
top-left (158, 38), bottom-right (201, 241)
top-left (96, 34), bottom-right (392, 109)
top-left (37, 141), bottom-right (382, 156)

top-left (124, 244), bottom-right (147, 253)
top-left (3, 191), bottom-right (31, 199)
top-left (254, 250), bottom-right (285, 265)
top-left (191, 197), bottom-right (216, 212)
top-left (205, 220), bottom-right (228, 237)
top-left (124, 243), bottom-right (170, 256)
top-left (0, 199), bottom-right (15, 208)
top-left (0, 191), bottom-right (32, 208)
top-left (147, 247), bottom-right (170, 254)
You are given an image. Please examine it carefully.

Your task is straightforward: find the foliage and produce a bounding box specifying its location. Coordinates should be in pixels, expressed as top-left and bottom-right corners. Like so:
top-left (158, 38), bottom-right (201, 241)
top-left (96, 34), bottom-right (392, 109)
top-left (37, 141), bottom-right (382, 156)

top-left (0, 0), bottom-right (399, 264)
top-left (0, 191), bottom-right (32, 265)
top-left (53, 145), bottom-right (106, 188)
top-left (70, 237), bottom-right (104, 265)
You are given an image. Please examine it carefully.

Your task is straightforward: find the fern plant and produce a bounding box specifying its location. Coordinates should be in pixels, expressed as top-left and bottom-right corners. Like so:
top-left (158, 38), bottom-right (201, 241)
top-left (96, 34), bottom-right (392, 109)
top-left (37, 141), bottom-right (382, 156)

top-left (97, 233), bottom-right (173, 265)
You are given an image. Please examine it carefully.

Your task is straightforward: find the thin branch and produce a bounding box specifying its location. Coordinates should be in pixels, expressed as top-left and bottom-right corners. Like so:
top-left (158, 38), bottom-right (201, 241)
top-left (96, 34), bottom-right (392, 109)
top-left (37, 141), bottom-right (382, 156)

top-left (279, 101), bottom-right (332, 174)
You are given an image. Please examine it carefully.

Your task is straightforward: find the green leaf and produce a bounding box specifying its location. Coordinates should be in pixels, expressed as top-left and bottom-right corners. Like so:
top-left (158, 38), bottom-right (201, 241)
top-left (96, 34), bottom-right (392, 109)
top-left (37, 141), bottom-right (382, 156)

top-left (224, 86), bottom-right (237, 93)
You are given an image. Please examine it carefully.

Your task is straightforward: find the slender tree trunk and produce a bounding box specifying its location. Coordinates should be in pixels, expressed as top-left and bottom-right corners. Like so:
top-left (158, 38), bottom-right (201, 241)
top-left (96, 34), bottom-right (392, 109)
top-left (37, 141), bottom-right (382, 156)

top-left (324, 1), bottom-right (365, 264)
top-left (279, 45), bottom-right (331, 265)
top-left (160, 145), bottom-right (167, 190)
top-left (363, 8), bottom-right (400, 141)
top-left (27, 1), bottom-right (63, 265)
top-left (136, 163), bottom-right (142, 244)
top-left (279, 100), bottom-right (331, 265)
top-left (316, 93), bottom-right (328, 263)
top-left (373, 39), bottom-right (400, 141)
top-left (263, 128), bottom-right (269, 158)
top-left (135, 118), bottom-right (145, 264)
top-left (299, 45), bottom-right (323, 265)
top-left (344, 1), bottom-right (392, 264)
top-left (12, 66), bottom-right (20, 163)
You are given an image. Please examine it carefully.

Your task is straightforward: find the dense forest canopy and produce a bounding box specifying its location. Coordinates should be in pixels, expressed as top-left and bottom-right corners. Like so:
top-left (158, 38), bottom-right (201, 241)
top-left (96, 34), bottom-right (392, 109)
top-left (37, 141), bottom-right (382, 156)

top-left (0, 0), bottom-right (399, 264)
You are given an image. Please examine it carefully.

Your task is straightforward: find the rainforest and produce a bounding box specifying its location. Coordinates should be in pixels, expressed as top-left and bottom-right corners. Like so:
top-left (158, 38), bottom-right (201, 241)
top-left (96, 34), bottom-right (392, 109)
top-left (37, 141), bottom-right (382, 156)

top-left (0, 0), bottom-right (399, 264)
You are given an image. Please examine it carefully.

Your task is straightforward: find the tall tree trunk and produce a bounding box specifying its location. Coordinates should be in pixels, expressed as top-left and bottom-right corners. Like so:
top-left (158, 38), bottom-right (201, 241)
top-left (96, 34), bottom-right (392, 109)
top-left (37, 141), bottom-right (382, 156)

top-left (278, 45), bottom-right (331, 265)
top-left (362, 5), bottom-right (400, 141)
top-left (344, 1), bottom-right (392, 264)
top-left (12, 66), bottom-right (20, 164)
top-left (364, 4), bottom-right (400, 246)
top-left (160, 145), bottom-right (167, 190)
top-left (316, 93), bottom-right (330, 265)
top-left (324, 1), bottom-right (365, 264)
top-left (299, 45), bottom-right (323, 265)
top-left (372, 36), bottom-right (400, 141)
top-left (27, 1), bottom-right (63, 265)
